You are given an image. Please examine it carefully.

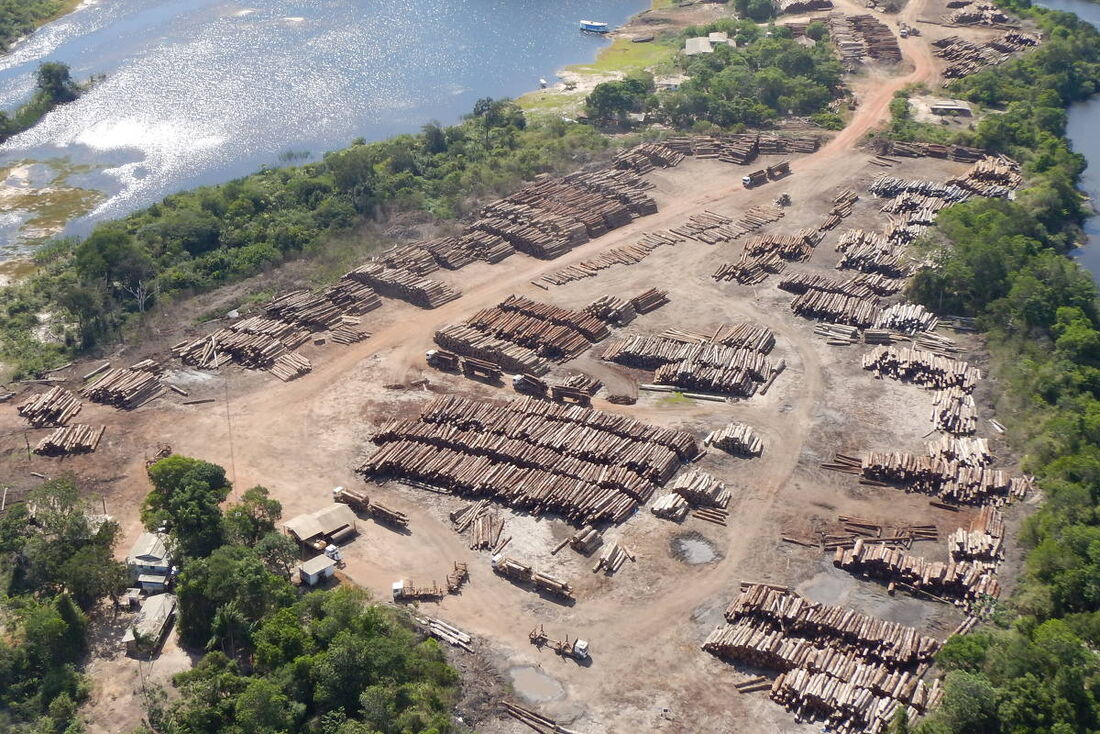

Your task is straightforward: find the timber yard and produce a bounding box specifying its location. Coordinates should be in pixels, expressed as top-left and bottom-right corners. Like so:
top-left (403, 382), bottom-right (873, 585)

top-left (0, 0), bottom-right (1051, 731)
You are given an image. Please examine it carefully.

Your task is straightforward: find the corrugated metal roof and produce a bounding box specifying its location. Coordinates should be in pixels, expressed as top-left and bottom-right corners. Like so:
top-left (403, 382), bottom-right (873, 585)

top-left (128, 532), bottom-right (169, 563)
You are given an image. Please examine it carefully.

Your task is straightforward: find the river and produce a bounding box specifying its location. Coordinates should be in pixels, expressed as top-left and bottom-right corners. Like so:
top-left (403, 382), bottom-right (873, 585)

top-left (1035, 0), bottom-right (1100, 279)
top-left (0, 0), bottom-right (647, 257)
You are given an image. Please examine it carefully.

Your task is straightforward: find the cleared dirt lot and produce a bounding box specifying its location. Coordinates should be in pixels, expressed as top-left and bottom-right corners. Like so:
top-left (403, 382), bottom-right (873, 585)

top-left (0, 3), bottom-right (1028, 730)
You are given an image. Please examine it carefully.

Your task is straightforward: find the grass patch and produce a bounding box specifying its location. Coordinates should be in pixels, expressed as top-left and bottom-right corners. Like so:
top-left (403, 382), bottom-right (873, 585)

top-left (659, 391), bottom-right (690, 405)
top-left (567, 37), bottom-right (677, 77)
top-left (516, 89), bottom-right (587, 115)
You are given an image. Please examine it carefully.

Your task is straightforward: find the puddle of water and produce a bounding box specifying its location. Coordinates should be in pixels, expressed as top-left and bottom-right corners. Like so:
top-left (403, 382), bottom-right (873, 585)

top-left (797, 570), bottom-right (853, 606)
top-left (671, 532), bottom-right (719, 565)
top-left (509, 665), bottom-right (565, 704)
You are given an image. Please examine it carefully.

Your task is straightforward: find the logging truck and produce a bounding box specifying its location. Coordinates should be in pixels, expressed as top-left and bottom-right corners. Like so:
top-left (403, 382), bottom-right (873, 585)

top-left (492, 555), bottom-right (574, 599)
top-left (333, 486), bottom-right (369, 512)
top-left (392, 579), bottom-right (444, 601)
top-left (741, 169), bottom-right (768, 188)
top-left (529, 625), bottom-right (590, 660)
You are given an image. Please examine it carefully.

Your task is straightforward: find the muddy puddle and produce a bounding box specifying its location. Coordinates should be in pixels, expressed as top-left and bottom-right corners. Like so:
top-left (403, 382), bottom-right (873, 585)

top-left (508, 665), bottom-right (565, 703)
top-left (671, 532), bottom-right (720, 565)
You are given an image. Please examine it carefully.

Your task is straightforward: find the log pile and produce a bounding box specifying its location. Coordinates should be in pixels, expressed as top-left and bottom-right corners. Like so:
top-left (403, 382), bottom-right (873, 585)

top-left (651, 492), bottom-right (690, 520)
top-left (34, 424), bottom-right (106, 456)
top-left (743, 229), bottom-right (823, 262)
top-left (584, 295), bottom-right (637, 326)
top-left (604, 334), bottom-right (770, 396)
top-left (873, 303), bottom-right (938, 333)
top-left (343, 263), bottom-right (461, 309)
top-left (834, 538), bottom-right (1000, 605)
top-left (612, 142), bottom-right (686, 171)
top-left (451, 500), bottom-right (507, 550)
top-left (705, 422), bottom-right (764, 457)
top-left (594, 541), bottom-right (633, 574)
top-left (358, 395), bottom-right (699, 526)
top-left (931, 387), bottom-right (978, 434)
top-left (791, 290), bottom-right (881, 329)
top-left (884, 141), bottom-right (986, 162)
top-left (858, 451), bottom-right (1025, 504)
top-left (778, 272), bottom-right (877, 299)
top-left (376, 243), bottom-right (439, 275)
top-left (862, 347), bottom-right (981, 392)
top-left (775, 0), bottom-right (833, 14)
top-left (563, 373), bottom-right (602, 396)
top-left (703, 585), bottom-right (942, 734)
top-left (942, 1), bottom-right (1010, 25)
top-left (631, 288), bottom-right (669, 314)
top-left (269, 352), bottom-right (312, 381)
top-left (267, 283), bottom-right (381, 328)
top-left (418, 232), bottom-right (516, 269)
top-left (82, 368), bottom-right (164, 409)
top-left (668, 469), bottom-right (731, 508)
top-left (435, 295), bottom-right (608, 374)
top-left (828, 13), bottom-right (901, 67)
top-left (948, 506), bottom-right (1004, 561)
top-left (869, 175), bottom-right (971, 203)
top-left (533, 231), bottom-right (683, 288)
top-left (926, 435), bottom-right (991, 467)
top-left (934, 32), bottom-right (1040, 80)
top-left (18, 387), bottom-right (81, 427)
top-left (713, 251), bottom-right (785, 285)
top-left (835, 229), bottom-right (906, 277)
top-left (948, 155), bottom-right (1022, 196)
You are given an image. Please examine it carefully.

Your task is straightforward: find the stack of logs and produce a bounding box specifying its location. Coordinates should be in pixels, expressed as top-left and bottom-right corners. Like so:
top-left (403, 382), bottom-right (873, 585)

top-left (828, 13), bottom-right (901, 67)
top-left (833, 537), bottom-right (1000, 605)
top-left (18, 386), bottom-right (82, 427)
top-left (873, 303), bottom-right (938, 333)
top-left (668, 469), bottom-right (731, 508)
top-left (82, 368), bottom-right (164, 409)
top-left (835, 229), bottom-right (906, 277)
top-left (948, 506), bottom-right (1004, 561)
top-left (269, 352), bottom-right (312, 382)
top-left (533, 231), bottom-right (684, 288)
top-left (594, 541), bottom-right (634, 574)
top-left (884, 141), bottom-right (987, 162)
top-left (584, 295), bottom-right (637, 326)
top-left (851, 450), bottom-right (1027, 504)
top-left (612, 142), bottom-right (686, 172)
top-left (933, 31), bottom-right (1040, 80)
top-left (358, 395), bottom-right (699, 526)
top-left (791, 289), bottom-right (880, 329)
top-left (932, 387), bottom-right (978, 434)
top-left (631, 288), bottom-right (669, 314)
top-left (34, 424), bottom-right (106, 456)
top-left (705, 422), bottom-right (764, 457)
top-left (343, 263), bottom-right (461, 309)
top-left (651, 492), bottom-right (691, 520)
top-left (603, 325), bottom-right (774, 397)
top-left (435, 295), bottom-right (609, 376)
top-left (451, 500), bottom-right (508, 551)
top-left (703, 584), bottom-right (942, 734)
top-left (862, 347), bottom-right (981, 392)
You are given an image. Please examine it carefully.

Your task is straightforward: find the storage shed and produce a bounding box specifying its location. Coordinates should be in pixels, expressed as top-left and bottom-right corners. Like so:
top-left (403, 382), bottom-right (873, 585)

top-left (684, 37), bottom-right (714, 55)
top-left (122, 593), bottom-right (177, 656)
top-left (284, 503), bottom-right (358, 549)
top-left (299, 555), bottom-right (337, 586)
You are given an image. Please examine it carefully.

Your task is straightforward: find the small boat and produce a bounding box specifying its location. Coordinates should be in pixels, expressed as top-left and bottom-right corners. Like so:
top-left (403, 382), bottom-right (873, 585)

top-left (540, 78), bottom-right (548, 88)
top-left (579, 19), bottom-right (610, 33)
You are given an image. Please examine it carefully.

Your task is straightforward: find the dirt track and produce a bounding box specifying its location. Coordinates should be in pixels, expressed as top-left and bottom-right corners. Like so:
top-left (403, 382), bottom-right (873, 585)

top-left (0, 2), bottom-right (1018, 730)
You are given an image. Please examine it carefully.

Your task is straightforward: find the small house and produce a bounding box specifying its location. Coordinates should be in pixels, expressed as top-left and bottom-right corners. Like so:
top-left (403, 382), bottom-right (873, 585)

top-left (126, 532), bottom-right (172, 591)
top-left (299, 555), bottom-right (337, 586)
top-left (929, 99), bottom-right (972, 117)
top-left (656, 74), bottom-right (690, 91)
top-left (122, 593), bottom-right (176, 656)
top-left (684, 37), bottom-right (714, 56)
top-left (708, 31), bottom-right (730, 45)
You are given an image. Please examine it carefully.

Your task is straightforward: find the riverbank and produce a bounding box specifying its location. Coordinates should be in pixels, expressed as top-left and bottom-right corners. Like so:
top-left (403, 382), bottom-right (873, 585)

top-left (0, 0), bottom-right (84, 53)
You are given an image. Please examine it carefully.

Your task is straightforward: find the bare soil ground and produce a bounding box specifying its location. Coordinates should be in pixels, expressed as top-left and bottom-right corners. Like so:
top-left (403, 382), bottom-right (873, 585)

top-left (0, 1), bottom-right (1032, 731)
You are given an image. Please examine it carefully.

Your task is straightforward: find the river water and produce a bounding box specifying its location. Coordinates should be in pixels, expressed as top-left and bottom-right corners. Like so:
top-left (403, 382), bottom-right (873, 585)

top-left (0, 0), bottom-right (647, 255)
top-left (1035, 0), bottom-right (1100, 279)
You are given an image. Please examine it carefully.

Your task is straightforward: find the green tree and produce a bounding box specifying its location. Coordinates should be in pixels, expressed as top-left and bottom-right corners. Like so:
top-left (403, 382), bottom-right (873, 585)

top-left (143, 456), bottom-right (231, 559)
top-left (225, 486), bottom-right (282, 547)
top-left (35, 62), bottom-right (79, 105)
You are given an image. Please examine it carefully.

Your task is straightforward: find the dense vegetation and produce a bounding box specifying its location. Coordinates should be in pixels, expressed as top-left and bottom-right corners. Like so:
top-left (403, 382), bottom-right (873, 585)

top-left (0, 62), bottom-right (83, 143)
top-left (137, 456), bottom-right (459, 734)
top-left (0, 100), bottom-right (609, 378)
top-left (0, 0), bottom-right (69, 52)
top-left (0, 479), bottom-right (129, 733)
top-left (896, 3), bottom-right (1100, 732)
top-left (584, 19), bottom-right (844, 128)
